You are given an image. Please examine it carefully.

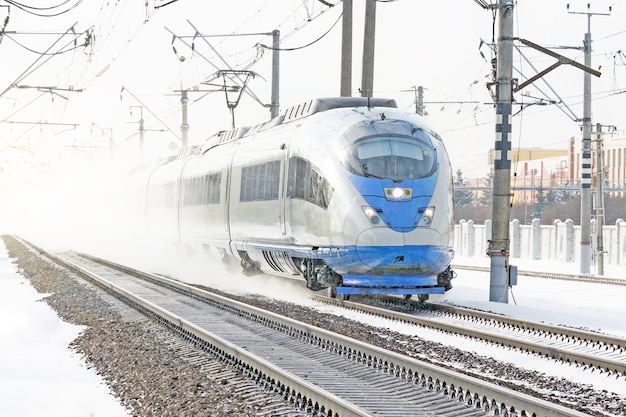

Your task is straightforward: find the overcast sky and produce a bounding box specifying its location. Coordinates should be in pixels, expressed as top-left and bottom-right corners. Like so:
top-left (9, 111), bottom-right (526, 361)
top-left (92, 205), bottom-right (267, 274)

top-left (0, 0), bottom-right (624, 178)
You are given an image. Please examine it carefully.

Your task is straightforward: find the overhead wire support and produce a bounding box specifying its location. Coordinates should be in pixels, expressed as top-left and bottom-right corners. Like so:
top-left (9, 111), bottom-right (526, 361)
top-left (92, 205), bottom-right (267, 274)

top-left (473, 0), bottom-right (497, 9)
top-left (0, 22), bottom-right (81, 99)
top-left (203, 70), bottom-right (257, 129)
top-left (165, 25), bottom-right (268, 109)
top-left (186, 19), bottom-right (277, 116)
top-left (15, 84), bottom-right (83, 101)
top-left (167, 22), bottom-right (281, 120)
top-left (120, 85), bottom-right (181, 141)
top-left (512, 37), bottom-right (601, 93)
top-left (513, 44), bottom-right (579, 122)
top-left (487, 0), bottom-right (515, 304)
top-left (566, 2), bottom-right (611, 275)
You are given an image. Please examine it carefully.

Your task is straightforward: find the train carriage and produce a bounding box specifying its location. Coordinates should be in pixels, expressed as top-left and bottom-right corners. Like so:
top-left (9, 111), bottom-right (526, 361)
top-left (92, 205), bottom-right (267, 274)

top-left (145, 97), bottom-right (455, 299)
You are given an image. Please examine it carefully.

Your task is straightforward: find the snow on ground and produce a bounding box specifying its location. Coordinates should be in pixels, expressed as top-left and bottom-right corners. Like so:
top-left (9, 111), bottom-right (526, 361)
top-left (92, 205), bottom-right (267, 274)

top-left (448, 255), bottom-right (626, 339)
top-left (2, 234), bottom-right (625, 415)
top-left (313, 256), bottom-right (626, 398)
top-left (0, 243), bottom-right (130, 417)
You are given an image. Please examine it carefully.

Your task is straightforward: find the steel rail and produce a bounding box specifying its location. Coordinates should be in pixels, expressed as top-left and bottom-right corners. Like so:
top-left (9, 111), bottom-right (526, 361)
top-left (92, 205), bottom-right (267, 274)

top-left (56, 255), bottom-right (595, 415)
top-left (429, 300), bottom-right (626, 352)
top-left (39, 250), bottom-right (373, 417)
top-left (13, 235), bottom-right (594, 417)
top-left (452, 264), bottom-right (626, 286)
top-left (310, 294), bottom-right (626, 377)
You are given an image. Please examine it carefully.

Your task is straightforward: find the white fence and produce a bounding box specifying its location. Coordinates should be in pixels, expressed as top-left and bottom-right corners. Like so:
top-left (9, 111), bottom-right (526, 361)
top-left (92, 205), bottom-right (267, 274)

top-left (454, 218), bottom-right (626, 265)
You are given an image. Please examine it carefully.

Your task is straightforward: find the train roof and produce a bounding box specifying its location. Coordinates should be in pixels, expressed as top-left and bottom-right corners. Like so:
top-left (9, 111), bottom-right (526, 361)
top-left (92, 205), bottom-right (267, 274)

top-left (183, 97), bottom-right (399, 158)
top-left (214, 97), bottom-right (397, 144)
top-left (282, 97), bottom-right (397, 123)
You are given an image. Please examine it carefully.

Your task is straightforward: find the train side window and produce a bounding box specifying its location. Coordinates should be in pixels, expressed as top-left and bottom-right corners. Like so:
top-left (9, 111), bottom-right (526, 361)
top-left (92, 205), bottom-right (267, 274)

top-left (182, 173), bottom-right (221, 206)
top-left (287, 156), bottom-right (333, 209)
top-left (287, 157), bottom-right (307, 199)
top-left (184, 176), bottom-right (204, 205)
top-left (206, 172), bottom-right (221, 204)
top-left (240, 160), bottom-right (280, 201)
top-left (309, 168), bottom-right (333, 209)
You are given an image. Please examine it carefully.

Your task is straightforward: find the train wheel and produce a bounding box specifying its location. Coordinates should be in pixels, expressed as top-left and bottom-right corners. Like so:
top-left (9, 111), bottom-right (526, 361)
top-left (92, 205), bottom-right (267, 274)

top-left (418, 294), bottom-right (429, 303)
top-left (340, 294), bottom-right (350, 301)
top-left (327, 286), bottom-right (337, 298)
top-left (404, 294), bottom-right (412, 300)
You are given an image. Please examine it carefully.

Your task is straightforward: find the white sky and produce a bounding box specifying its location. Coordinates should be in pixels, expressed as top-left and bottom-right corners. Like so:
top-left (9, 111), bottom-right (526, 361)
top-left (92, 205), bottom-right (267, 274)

top-left (1, 0), bottom-right (625, 179)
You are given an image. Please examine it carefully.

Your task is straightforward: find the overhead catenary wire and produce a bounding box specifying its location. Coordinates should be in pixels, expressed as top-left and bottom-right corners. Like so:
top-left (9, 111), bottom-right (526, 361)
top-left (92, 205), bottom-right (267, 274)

top-left (155, 1), bottom-right (341, 132)
top-left (2, 0), bottom-right (86, 17)
top-left (0, 22), bottom-right (82, 99)
top-left (187, 20), bottom-right (266, 106)
top-left (257, 10), bottom-right (342, 52)
top-left (0, 29), bottom-right (92, 55)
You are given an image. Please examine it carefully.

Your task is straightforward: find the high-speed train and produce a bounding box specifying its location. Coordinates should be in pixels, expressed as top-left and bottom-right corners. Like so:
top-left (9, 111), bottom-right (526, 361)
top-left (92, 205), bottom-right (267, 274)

top-left (144, 97), bottom-right (455, 300)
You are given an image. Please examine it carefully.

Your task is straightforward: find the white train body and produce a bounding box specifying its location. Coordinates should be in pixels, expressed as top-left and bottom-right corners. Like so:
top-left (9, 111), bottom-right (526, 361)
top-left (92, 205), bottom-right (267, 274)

top-left (145, 97), bottom-right (455, 297)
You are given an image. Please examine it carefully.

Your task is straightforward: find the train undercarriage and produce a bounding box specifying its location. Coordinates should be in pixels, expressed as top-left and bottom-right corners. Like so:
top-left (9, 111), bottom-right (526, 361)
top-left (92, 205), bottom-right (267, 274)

top-left (295, 257), bottom-right (455, 302)
top-left (220, 246), bottom-right (454, 302)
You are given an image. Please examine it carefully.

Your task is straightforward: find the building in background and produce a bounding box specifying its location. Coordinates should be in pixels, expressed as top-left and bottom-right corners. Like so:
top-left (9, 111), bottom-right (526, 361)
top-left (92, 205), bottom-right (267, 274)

top-left (572, 128), bottom-right (626, 198)
top-left (475, 129), bottom-right (626, 205)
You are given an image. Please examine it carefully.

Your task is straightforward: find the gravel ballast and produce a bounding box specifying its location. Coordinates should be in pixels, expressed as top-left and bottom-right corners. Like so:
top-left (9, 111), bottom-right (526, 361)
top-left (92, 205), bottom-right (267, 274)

top-left (3, 235), bottom-right (284, 417)
top-left (3, 234), bottom-right (625, 417)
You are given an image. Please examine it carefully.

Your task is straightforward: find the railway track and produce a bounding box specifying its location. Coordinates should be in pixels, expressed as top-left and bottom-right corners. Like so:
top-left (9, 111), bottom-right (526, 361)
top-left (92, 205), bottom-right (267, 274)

top-left (16, 236), bottom-right (596, 417)
top-left (452, 264), bottom-right (626, 286)
top-left (313, 294), bottom-right (626, 377)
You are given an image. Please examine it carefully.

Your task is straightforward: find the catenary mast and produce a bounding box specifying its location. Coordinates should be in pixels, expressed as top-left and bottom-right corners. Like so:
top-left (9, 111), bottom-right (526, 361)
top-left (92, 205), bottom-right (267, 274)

top-left (488, 0), bottom-right (515, 303)
top-left (567, 3), bottom-right (611, 274)
top-left (360, 0), bottom-right (376, 97)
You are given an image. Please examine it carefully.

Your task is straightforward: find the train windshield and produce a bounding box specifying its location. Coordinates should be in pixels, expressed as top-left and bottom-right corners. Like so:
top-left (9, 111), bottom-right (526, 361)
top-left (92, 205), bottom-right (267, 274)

top-left (342, 135), bottom-right (436, 181)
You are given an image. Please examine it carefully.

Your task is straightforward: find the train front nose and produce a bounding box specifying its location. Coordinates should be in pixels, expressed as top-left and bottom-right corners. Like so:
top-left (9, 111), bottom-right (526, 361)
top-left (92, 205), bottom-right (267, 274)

top-left (355, 227), bottom-right (446, 274)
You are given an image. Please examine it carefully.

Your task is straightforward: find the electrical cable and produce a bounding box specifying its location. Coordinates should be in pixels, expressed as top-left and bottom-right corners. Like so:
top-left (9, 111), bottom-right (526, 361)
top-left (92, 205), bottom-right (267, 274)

top-left (509, 285), bottom-right (518, 305)
top-left (3, 0), bottom-right (85, 17)
top-left (1, 30), bottom-right (91, 55)
top-left (0, 23), bottom-right (82, 99)
top-left (2, 0), bottom-right (73, 10)
top-left (257, 11), bottom-right (342, 52)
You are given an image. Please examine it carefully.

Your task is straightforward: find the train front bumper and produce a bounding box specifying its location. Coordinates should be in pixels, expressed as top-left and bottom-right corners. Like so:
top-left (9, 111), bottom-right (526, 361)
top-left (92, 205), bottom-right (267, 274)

top-left (335, 284), bottom-right (445, 296)
top-left (326, 227), bottom-right (452, 295)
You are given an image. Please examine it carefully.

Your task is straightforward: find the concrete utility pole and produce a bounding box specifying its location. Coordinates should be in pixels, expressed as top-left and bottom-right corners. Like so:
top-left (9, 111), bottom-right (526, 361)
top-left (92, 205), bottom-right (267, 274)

top-left (270, 29), bottom-right (280, 118)
top-left (340, 0), bottom-right (352, 97)
top-left (595, 123), bottom-right (605, 275)
top-left (130, 106), bottom-right (144, 156)
top-left (360, 0), bottom-right (376, 97)
top-left (488, 0), bottom-right (514, 303)
top-left (415, 85), bottom-right (424, 115)
top-left (567, 3), bottom-right (611, 274)
top-left (180, 89), bottom-right (189, 148)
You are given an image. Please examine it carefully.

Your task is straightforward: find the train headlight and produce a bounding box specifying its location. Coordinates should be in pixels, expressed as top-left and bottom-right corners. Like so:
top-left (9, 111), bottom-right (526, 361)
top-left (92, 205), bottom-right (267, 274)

top-left (362, 206), bottom-right (383, 226)
top-left (416, 206), bottom-right (435, 227)
top-left (384, 187), bottom-right (412, 200)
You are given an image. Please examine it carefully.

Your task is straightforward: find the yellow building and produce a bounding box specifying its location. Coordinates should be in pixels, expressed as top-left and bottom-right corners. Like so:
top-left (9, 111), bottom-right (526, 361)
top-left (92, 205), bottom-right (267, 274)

top-left (486, 148), bottom-right (569, 205)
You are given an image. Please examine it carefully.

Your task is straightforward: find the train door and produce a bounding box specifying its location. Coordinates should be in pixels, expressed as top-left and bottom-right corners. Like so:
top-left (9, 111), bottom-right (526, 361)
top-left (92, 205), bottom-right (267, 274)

top-left (228, 132), bottom-right (291, 243)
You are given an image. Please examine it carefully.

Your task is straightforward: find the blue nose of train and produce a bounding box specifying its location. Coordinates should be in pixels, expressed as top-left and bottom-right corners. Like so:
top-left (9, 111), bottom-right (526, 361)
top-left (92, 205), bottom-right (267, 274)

top-left (354, 227), bottom-right (447, 275)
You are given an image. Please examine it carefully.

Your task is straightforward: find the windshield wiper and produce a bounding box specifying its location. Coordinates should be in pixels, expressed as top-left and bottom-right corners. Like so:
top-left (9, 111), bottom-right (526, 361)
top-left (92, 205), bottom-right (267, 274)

top-left (359, 160), bottom-right (386, 180)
